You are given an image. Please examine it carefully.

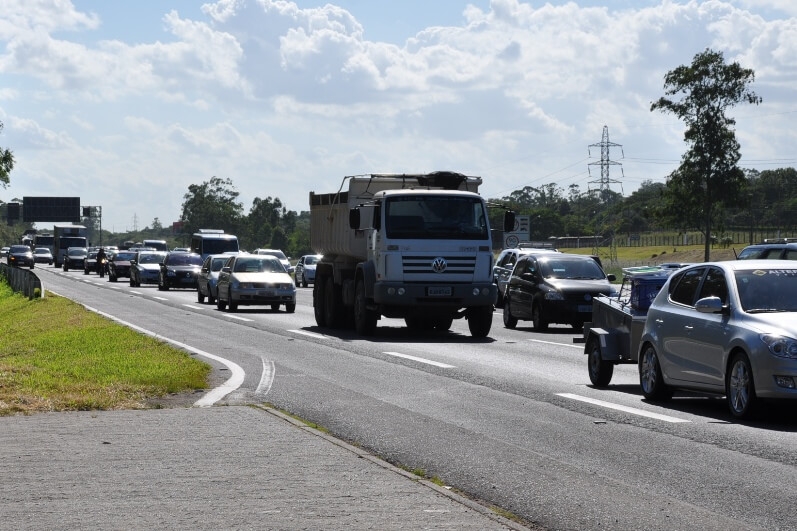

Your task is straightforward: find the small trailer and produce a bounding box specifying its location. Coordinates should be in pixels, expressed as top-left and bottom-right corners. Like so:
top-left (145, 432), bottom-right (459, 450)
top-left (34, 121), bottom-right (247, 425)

top-left (580, 266), bottom-right (676, 387)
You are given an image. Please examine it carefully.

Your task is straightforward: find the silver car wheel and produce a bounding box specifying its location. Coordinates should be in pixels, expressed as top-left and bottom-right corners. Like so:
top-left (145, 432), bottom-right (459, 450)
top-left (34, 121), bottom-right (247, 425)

top-left (727, 353), bottom-right (755, 418)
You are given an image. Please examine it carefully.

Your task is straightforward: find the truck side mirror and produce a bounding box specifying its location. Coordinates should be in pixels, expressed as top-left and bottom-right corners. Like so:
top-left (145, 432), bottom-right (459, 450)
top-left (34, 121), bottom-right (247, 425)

top-left (504, 211), bottom-right (516, 232)
top-left (349, 208), bottom-right (361, 230)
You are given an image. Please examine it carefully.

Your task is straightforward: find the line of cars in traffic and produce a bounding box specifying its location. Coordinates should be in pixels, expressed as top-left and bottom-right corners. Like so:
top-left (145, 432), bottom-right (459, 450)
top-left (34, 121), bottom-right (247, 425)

top-left (49, 244), bottom-right (325, 314)
top-left (492, 239), bottom-right (797, 419)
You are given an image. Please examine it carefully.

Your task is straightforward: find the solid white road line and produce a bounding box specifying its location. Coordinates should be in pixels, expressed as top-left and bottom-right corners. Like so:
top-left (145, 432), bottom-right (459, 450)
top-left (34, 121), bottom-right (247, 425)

top-left (256, 358), bottom-right (275, 395)
top-left (530, 339), bottom-right (583, 350)
top-left (289, 329), bottom-right (333, 340)
top-left (557, 393), bottom-right (691, 423)
top-left (226, 314), bottom-right (253, 322)
top-left (383, 352), bottom-right (455, 369)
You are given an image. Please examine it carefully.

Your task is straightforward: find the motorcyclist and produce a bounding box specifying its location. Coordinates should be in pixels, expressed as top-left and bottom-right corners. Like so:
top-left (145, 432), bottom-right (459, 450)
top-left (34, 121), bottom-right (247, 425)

top-left (96, 247), bottom-right (107, 276)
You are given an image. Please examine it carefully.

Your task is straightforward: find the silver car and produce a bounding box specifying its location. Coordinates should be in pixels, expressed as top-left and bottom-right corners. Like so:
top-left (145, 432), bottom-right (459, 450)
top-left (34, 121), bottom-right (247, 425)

top-left (196, 254), bottom-right (231, 304)
top-left (639, 260), bottom-right (797, 419)
top-left (216, 255), bottom-right (296, 313)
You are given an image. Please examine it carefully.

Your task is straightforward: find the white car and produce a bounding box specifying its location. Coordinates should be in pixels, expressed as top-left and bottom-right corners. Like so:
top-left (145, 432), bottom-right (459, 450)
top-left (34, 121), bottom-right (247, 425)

top-left (216, 255), bottom-right (296, 313)
top-left (253, 248), bottom-right (293, 274)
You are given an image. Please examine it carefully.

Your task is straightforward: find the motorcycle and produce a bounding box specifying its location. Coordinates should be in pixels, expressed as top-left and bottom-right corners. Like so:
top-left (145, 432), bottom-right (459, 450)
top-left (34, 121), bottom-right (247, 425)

top-left (97, 257), bottom-right (107, 277)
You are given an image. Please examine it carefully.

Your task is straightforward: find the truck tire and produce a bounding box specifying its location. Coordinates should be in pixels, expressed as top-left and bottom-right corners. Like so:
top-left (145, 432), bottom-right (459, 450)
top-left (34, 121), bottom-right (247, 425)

top-left (587, 337), bottom-right (613, 387)
top-left (314, 276), bottom-right (327, 327)
top-left (467, 306), bottom-right (492, 338)
top-left (354, 280), bottom-right (377, 335)
top-left (324, 277), bottom-right (343, 328)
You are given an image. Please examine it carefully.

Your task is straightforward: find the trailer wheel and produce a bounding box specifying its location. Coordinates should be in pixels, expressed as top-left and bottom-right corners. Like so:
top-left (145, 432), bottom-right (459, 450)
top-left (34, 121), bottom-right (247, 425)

top-left (587, 337), bottom-right (613, 387)
top-left (467, 306), bottom-right (492, 338)
top-left (354, 280), bottom-right (377, 335)
top-left (639, 344), bottom-right (672, 401)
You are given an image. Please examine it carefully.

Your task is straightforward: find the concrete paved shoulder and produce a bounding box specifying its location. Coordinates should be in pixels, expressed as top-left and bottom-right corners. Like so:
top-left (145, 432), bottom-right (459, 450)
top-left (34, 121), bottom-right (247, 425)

top-left (0, 406), bottom-right (529, 530)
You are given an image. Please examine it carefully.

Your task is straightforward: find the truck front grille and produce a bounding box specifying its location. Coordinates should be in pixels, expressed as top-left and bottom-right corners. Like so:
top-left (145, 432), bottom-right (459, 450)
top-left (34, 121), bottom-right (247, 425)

top-left (401, 255), bottom-right (476, 275)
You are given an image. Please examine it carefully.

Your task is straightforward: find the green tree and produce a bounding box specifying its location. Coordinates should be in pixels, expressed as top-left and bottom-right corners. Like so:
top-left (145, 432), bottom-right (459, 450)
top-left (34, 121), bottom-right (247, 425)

top-left (180, 177), bottom-right (243, 236)
top-left (0, 121), bottom-right (14, 189)
top-left (651, 48), bottom-right (761, 260)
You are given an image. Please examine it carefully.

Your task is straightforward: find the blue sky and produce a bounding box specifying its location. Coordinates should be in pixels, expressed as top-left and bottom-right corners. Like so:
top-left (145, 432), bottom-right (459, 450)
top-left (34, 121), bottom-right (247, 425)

top-left (1, 0), bottom-right (796, 233)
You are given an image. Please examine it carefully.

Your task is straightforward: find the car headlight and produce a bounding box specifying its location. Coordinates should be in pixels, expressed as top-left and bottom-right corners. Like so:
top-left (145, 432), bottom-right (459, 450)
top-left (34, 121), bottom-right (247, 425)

top-left (544, 290), bottom-right (565, 301)
top-left (761, 334), bottom-right (797, 359)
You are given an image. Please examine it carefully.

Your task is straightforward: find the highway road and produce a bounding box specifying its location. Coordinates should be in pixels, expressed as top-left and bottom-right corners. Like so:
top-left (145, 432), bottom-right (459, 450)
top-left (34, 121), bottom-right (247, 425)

top-left (36, 265), bottom-right (797, 530)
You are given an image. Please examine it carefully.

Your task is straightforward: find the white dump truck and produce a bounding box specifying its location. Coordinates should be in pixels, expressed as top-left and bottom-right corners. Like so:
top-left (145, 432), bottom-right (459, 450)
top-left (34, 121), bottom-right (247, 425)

top-left (309, 171), bottom-right (514, 338)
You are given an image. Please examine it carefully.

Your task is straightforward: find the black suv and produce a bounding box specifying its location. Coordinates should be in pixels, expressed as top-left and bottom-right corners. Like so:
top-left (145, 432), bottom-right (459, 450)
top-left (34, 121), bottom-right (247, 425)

top-left (737, 239), bottom-right (797, 260)
top-left (503, 253), bottom-right (615, 331)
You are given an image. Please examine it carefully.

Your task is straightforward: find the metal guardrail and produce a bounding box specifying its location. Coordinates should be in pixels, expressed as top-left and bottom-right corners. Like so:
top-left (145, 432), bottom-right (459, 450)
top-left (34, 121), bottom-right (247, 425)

top-left (0, 263), bottom-right (44, 299)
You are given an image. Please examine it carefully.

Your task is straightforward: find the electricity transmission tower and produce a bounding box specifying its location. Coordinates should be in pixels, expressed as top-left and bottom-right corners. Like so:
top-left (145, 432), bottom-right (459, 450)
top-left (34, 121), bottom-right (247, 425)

top-left (588, 125), bottom-right (624, 196)
top-left (587, 125), bottom-right (624, 262)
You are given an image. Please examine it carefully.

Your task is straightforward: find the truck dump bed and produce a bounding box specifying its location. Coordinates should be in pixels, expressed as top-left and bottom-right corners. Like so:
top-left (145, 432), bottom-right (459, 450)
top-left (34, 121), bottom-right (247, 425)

top-left (309, 172), bottom-right (482, 259)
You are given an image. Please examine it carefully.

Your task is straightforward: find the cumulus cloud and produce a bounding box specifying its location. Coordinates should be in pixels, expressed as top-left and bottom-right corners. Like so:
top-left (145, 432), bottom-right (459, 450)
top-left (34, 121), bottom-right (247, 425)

top-left (0, 0), bottom-right (794, 228)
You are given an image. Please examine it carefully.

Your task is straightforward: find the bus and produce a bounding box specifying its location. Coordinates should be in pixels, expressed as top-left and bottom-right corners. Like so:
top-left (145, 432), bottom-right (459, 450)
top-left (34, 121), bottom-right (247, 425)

top-left (190, 229), bottom-right (239, 259)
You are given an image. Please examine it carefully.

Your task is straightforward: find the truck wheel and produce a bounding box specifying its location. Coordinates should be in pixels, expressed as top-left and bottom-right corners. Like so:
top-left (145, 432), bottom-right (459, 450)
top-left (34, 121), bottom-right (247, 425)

top-left (354, 280), bottom-right (377, 335)
top-left (587, 337), bottom-right (613, 387)
top-left (639, 344), bottom-right (672, 401)
top-left (532, 303), bottom-right (548, 331)
top-left (467, 306), bottom-right (492, 338)
top-left (314, 276), bottom-right (327, 327)
top-left (503, 297), bottom-right (517, 329)
top-left (727, 352), bottom-right (756, 419)
top-left (323, 277), bottom-right (343, 328)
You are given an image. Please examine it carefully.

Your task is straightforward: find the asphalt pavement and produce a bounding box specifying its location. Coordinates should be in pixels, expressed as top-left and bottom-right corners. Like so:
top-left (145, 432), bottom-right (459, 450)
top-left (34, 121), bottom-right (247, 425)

top-left (0, 405), bottom-right (530, 530)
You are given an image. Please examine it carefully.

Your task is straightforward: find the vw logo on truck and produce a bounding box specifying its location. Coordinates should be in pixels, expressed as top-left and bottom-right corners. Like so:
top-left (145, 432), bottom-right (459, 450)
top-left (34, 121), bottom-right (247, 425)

top-left (431, 257), bottom-right (447, 273)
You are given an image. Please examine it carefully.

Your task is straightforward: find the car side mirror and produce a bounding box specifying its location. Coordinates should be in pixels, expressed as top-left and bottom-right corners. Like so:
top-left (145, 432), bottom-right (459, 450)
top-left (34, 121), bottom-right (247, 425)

top-left (695, 296), bottom-right (724, 314)
top-left (221, 266), bottom-right (231, 273)
top-left (521, 272), bottom-right (536, 282)
top-left (607, 274), bottom-right (616, 282)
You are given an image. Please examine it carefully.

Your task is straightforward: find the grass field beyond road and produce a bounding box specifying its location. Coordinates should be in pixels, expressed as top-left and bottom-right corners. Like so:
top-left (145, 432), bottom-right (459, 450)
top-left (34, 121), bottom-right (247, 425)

top-left (0, 282), bottom-right (210, 416)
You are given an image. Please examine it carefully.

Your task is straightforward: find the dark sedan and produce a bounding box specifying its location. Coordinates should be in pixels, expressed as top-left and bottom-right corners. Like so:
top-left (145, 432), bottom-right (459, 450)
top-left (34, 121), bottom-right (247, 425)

top-left (158, 252), bottom-right (203, 290)
top-left (108, 250), bottom-right (137, 282)
top-left (7, 245), bottom-right (34, 269)
top-left (503, 253), bottom-right (616, 331)
top-left (62, 247), bottom-right (87, 271)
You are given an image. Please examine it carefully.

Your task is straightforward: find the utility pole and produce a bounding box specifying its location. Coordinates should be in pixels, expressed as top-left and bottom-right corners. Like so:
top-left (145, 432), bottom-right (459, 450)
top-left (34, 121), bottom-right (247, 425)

top-left (587, 125), bottom-right (624, 263)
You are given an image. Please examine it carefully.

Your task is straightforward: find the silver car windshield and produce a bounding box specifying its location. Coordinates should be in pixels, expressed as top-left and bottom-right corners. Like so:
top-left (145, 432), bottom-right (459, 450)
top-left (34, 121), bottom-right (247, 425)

top-left (736, 268), bottom-right (797, 313)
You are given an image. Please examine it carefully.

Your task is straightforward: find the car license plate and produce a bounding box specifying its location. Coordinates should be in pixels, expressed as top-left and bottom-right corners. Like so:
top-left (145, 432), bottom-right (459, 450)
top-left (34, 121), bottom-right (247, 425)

top-left (258, 290), bottom-right (275, 297)
top-left (578, 305), bottom-right (592, 313)
top-left (427, 287), bottom-right (452, 296)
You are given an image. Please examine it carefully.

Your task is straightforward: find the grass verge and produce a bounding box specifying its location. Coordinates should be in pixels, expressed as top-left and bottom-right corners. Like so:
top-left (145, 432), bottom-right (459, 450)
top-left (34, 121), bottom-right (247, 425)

top-left (0, 282), bottom-right (210, 416)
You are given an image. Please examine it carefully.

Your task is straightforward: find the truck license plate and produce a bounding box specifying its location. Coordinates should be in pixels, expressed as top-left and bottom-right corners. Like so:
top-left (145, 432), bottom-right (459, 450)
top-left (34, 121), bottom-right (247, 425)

top-left (427, 287), bottom-right (452, 296)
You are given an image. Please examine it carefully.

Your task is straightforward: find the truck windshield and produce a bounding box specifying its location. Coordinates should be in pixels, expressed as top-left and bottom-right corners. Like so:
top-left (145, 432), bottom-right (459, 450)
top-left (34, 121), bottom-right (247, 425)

top-left (385, 196), bottom-right (488, 240)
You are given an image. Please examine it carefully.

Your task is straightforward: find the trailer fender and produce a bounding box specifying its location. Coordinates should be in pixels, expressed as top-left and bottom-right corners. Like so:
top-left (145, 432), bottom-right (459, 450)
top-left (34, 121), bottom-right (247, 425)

top-left (584, 328), bottom-right (622, 361)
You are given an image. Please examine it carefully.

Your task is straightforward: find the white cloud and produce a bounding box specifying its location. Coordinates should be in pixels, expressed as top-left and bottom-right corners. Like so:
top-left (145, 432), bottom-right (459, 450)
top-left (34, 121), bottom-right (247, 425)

top-left (1, 0), bottom-right (795, 230)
